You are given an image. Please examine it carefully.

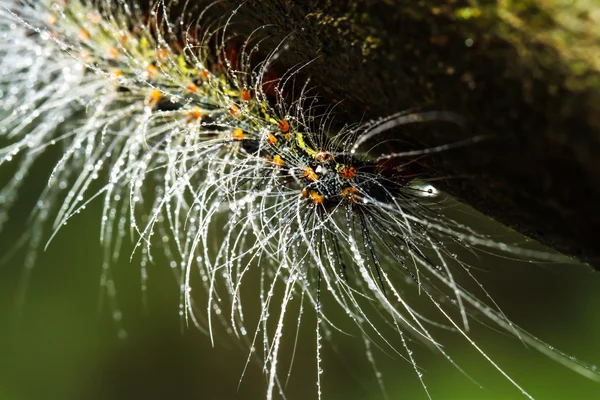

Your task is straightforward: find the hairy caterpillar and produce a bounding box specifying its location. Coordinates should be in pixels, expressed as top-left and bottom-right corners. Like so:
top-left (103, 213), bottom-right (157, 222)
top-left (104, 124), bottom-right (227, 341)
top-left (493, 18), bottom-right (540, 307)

top-left (0, 1), bottom-right (598, 399)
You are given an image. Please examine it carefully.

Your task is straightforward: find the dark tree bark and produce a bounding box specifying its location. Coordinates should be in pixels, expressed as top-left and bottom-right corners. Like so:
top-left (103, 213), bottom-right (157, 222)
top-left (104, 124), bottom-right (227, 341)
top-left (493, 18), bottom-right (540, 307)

top-left (226, 0), bottom-right (600, 268)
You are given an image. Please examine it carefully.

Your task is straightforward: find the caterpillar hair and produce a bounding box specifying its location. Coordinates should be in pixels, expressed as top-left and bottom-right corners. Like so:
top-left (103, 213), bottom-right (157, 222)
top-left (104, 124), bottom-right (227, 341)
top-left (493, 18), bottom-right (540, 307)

top-left (0, 1), bottom-right (598, 399)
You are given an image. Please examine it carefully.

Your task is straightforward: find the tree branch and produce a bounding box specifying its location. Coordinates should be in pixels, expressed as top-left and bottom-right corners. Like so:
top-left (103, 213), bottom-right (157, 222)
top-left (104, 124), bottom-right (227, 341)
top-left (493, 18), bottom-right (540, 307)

top-left (234, 0), bottom-right (600, 268)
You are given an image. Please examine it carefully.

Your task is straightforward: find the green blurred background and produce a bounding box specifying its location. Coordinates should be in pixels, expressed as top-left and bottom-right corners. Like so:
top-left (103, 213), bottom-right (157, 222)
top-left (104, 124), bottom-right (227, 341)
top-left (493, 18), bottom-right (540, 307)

top-left (0, 172), bottom-right (599, 400)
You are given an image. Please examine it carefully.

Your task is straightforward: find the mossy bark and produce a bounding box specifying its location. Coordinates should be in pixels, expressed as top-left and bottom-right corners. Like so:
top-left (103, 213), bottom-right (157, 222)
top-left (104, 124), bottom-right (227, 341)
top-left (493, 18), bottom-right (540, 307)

top-left (231, 0), bottom-right (600, 268)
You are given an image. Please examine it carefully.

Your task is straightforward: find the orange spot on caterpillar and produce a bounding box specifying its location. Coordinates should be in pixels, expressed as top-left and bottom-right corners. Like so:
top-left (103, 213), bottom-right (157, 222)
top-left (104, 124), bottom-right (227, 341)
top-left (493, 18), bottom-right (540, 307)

top-left (108, 47), bottom-right (120, 59)
top-left (146, 64), bottom-right (159, 78)
top-left (341, 166), bottom-right (357, 179)
top-left (187, 82), bottom-right (198, 93)
top-left (303, 167), bottom-right (318, 182)
top-left (308, 190), bottom-right (324, 205)
top-left (186, 106), bottom-right (203, 123)
top-left (46, 14), bottom-right (57, 26)
top-left (267, 134), bottom-right (278, 145)
top-left (301, 188), bottom-right (325, 205)
top-left (144, 89), bottom-right (162, 107)
top-left (315, 151), bottom-right (334, 162)
top-left (342, 187), bottom-right (360, 203)
top-left (266, 155), bottom-right (285, 167)
top-left (272, 155), bottom-right (284, 167)
top-left (79, 49), bottom-right (91, 63)
top-left (109, 69), bottom-right (123, 81)
top-left (241, 90), bottom-right (252, 101)
top-left (198, 68), bottom-right (210, 81)
top-left (156, 48), bottom-right (169, 61)
top-left (229, 105), bottom-right (241, 119)
top-left (278, 119), bottom-right (290, 134)
top-left (79, 29), bottom-right (90, 41)
top-left (87, 11), bottom-right (102, 24)
top-left (232, 128), bottom-right (245, 141)
top-left (150, 90), bottom-right (162, 102)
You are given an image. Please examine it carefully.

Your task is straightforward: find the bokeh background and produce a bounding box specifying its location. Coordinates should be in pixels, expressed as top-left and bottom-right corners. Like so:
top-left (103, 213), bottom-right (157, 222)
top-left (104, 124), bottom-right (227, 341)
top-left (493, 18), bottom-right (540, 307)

top-left (0, 171), bottom-right (599, 400)
top-left (2, 1), bottom-right (600, 398)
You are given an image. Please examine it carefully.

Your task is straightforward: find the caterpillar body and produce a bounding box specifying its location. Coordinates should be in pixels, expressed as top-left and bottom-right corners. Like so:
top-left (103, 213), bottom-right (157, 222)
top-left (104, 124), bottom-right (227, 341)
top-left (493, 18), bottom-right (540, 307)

top-left (0, 1), bottom-right (598, 399)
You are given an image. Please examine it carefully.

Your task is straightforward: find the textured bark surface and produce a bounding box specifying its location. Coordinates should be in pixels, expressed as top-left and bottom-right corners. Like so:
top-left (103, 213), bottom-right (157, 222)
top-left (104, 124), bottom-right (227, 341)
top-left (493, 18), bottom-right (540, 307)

top-left (227, 0), bottom-right (600, 268)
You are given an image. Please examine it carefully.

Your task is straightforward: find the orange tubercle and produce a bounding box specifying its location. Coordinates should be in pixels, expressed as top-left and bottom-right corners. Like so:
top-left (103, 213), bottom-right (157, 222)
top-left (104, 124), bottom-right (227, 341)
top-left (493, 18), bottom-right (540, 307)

top-left (199, 69), bottom-right (210, 81)
top-left (46, 14), bottom-right (57, 26)
top-left (144, 89), bottom-right (162, 106)
top-left (156, 48), bottom-right (169, 61)
top-left (278, 119), bottom-right (290, 134)
top-left (79, 50), bottom-right (92, 63)
top-left (342, 187), bottom-right (361, 203)
top-left (186, 82), bottom-right (198, 93)
top-left (110, 69), bottom-right (123, 81)
top-left (229, 105), bottom-right (241, 118)
top-left (185, 106), bottom-right (203, 123)
top-left (146, 64), bottom-right (159, 78)
top-left (88, 11), bottom-right (102, 24)
top-left (79, 29), bottom-right (90, 41)
top-left (303, 167), bottom-right (318, 182)
top-left (108, 47), bottom-right (120, 59)
top-left (232, 128), bottom-right (245, 141)
top-left (308, 190), bottom-right (325, 205)
top-left (241, 90), bottom-right (252, 101)
top-left (315, 151), bottom-right (334, 162)
top-left (272, 155), bottom-right (284, 167)
top-left (267, 134), bottom-right (278, 145)
top-left (341, 166), bottom-right (357, 179)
